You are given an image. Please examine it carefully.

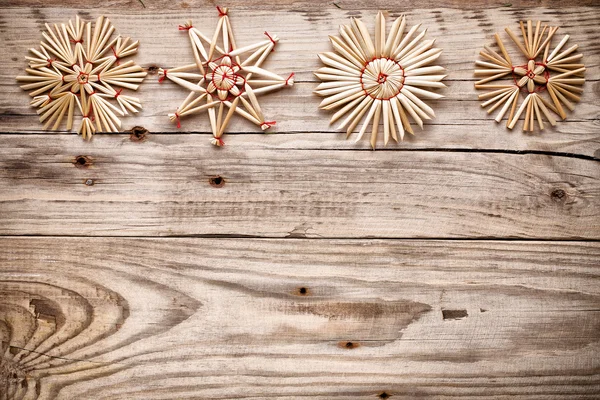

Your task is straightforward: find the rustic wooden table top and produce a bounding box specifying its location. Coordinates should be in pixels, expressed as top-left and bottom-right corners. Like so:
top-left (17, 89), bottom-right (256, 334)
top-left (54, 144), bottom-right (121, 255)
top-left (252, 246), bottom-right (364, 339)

top-left (1, 0), bottom-right (599, 399)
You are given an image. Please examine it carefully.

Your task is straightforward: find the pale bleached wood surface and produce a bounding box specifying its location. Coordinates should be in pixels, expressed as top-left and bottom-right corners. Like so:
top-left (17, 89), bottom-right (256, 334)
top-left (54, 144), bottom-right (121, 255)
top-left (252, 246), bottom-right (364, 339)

top-left (1, 238), bottom-right (599, 399)
top-left (0, 134), bottom-right (598, 238)
top-left (1, 2), bottom-right (599, 399)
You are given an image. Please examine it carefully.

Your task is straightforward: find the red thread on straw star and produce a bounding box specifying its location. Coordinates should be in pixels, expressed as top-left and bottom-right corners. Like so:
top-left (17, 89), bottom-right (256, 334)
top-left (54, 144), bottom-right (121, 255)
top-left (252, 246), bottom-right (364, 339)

top-left (158, 69), bottom-right (168, 83)
top-left (216, 6), bottom-right (227, 16)
top-left (285, 72), bottom-right (295, 86)
top-left (264, 31), bottom-right (277, 51)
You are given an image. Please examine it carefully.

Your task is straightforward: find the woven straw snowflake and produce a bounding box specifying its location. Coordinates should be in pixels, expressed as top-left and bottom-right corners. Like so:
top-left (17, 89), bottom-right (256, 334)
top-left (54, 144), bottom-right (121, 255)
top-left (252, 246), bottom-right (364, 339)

top-left (315, 12), bottom-right (446, 149)
top-left (158, 7), bottom-right (294, 146)
top-left (16, 15), bottom-right (147, 139)
top-left (475, 20), bottom-right (585, 131)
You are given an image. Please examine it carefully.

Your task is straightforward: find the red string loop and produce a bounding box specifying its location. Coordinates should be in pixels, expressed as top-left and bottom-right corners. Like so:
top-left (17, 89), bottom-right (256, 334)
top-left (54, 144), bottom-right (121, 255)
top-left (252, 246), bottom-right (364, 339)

top-left (111, 46), bottom-right (120, 65)
top-left (285, 72), bottom-right (295, 86)
top-left (175, 112), bottom-right (181, 129)
top-left (262, 120), bottom-right (276, 128)
top-left (70, 39), bottom-right (83, 44)
top-left (179, 24), bottom-right (193, 31)
top-left (264, 32), bottom-right (277, 51)
top-left (216, 6), bottom-right (227, 16)
top-left (214, 137), bottom-right (225, 146)
top-left (114, 89), bottom-right (123, 98)
top-left (511, 62), bottom-right (549, 93)
top-left (159, 70), bottom-right (168, 83)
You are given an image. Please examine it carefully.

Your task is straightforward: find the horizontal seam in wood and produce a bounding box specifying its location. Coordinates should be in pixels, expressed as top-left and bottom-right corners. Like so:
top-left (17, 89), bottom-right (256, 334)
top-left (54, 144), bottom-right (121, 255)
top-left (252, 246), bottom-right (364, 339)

top-left (1, 235), bottom-right (599, 242)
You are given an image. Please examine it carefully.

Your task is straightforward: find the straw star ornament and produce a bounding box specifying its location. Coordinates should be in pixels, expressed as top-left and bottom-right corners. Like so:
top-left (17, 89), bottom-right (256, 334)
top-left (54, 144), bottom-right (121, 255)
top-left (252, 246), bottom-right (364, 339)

top-left (159, 7), bottom-right (294, 146)
top-left (315, 12), bottom-right (446, 149)
top-left (475, 20), bottom-right (585, 131)
top-left (16, 15), bottom-right (147, 139)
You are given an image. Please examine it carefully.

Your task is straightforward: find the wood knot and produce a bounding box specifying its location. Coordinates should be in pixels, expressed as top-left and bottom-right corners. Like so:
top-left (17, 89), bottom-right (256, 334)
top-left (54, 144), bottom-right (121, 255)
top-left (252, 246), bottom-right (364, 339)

top-left (73, 155), bottom-right (91, 168)
top-left (339, 341), bottom-right (359, 349)
top-left (0, 355), bottom-right (26, 393)
top-left (297, 287), bottom-right (309, 295)
top-left (129, 126), bottom-right (148, 142)
top-left (551, 188), bottom-right (567, 203)
top-left (209, 176), bottom-right (225, 188)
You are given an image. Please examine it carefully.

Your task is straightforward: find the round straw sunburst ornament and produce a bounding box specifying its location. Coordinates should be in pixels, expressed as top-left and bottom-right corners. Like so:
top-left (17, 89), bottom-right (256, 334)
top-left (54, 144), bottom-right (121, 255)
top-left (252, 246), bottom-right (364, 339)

top-left (315, 12), bottom-right (446, 149)
top-left (16, 15), bottom-right (147, 139)
top-left (475, 20), bottom-right (585, 131)
top-left (158, 6), bottom-right (294, 146)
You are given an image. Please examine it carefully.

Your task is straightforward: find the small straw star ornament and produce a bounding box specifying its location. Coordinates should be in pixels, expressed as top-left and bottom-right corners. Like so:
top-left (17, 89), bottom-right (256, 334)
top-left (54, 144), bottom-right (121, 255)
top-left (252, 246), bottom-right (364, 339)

top-left (158, 6), bottom-right (295, 146)
top-left (315, 12), bottom-right (446, 149)
top-left (16, 15), bottom-right (147, 139)
top-left (475, 20), bottom-right (585, 131)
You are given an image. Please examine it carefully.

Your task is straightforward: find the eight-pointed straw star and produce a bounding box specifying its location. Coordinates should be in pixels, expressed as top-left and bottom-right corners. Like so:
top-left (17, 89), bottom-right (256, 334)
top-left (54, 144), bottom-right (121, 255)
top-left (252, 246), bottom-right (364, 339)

top-left (159, 6), bottom-right (295, 146)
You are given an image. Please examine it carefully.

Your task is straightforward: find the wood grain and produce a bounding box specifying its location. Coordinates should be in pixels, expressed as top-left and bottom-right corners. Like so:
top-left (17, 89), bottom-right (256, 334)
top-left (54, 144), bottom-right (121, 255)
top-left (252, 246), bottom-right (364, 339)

top-left (1, 237), bottom-right (599, 399)
top-left (1, 2), bottom-right (599, 399)
top-left (0, 134), bottom-right (598, 238)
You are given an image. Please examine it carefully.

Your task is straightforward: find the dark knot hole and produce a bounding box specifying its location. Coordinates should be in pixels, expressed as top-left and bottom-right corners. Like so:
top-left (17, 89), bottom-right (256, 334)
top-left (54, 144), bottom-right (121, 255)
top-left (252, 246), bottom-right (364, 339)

top-left (74, 155), bottom-right (90, 168)
top-left (130, 126), bottom-right (148, 141)
top-left (209, 176), bottom-right (225, 188)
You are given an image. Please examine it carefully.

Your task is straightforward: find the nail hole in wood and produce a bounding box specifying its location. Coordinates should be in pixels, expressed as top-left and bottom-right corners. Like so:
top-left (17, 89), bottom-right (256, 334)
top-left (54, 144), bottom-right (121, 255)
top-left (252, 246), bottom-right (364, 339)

top-left (209, 176), bottom-right (225, 188)
top-left (339, 341), bottom-right (359, 349)
top-left (379, 392), bottom-right (391, 399)
top-left (130, 126), bottom-right (148, 142)
top-left (551, 188), bottom-right (566, 202)
top-left (74, 155), bottom-right (91, 168)
top-left (84, 179), bottom-right (94, 186)
top-left (298, 287), bottom-right (308, 295)
top-left (147, 65), bottom-right (159, 74)
top-left (442, 309), bottom-right (468, 320)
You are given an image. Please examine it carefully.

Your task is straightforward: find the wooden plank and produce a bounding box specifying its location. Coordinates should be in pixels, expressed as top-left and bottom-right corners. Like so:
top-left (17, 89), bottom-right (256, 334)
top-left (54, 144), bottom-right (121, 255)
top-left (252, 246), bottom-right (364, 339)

top-left (3, 0), bottom-right (599, 11)
top-left (0, 134), bottom-right (598, 238)
top-left (1, 7), bottom-right (598, 156)
top-left (1, 237), bottom-right (599, 398)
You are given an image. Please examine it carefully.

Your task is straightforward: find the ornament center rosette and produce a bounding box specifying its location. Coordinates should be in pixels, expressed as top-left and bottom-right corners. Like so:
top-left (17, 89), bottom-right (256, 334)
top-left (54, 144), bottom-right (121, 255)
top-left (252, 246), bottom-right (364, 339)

top-left (360, 58), bottom-right (405, 100)
top-left (207, 56), bottom-right (245, 99)
top-left (512, 59), bottom-right (549, 94)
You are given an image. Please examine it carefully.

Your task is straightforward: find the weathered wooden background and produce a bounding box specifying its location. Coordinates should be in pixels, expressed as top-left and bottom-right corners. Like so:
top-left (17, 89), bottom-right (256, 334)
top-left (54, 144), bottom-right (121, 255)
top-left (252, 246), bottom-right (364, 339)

top-left (0, 0), bottom-right (599, 398)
